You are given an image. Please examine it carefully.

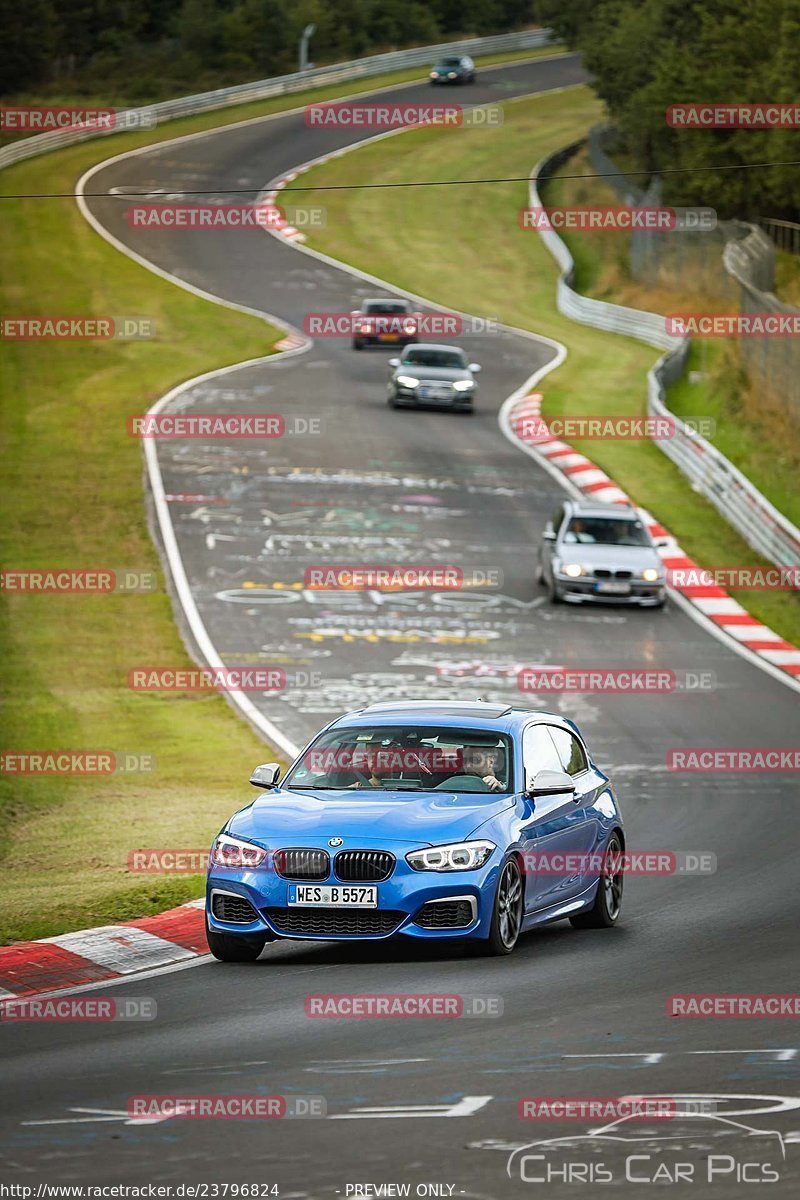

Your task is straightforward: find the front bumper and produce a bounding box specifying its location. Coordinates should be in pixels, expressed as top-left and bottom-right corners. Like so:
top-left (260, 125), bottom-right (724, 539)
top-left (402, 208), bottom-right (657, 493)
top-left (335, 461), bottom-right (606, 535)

top-left (356, 332), bottom-right (415, 346)
top-left (554, 574), bottom-right (665, 605)
top-left (206, 852), bottom-right (499, 942)
top-left (392, 385), bottom-right (474, 410)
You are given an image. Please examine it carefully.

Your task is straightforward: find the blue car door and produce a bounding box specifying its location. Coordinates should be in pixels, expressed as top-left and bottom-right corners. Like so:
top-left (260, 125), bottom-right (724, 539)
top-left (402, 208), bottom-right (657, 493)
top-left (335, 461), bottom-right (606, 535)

top-left (519, 723), bottom-right (600, 912)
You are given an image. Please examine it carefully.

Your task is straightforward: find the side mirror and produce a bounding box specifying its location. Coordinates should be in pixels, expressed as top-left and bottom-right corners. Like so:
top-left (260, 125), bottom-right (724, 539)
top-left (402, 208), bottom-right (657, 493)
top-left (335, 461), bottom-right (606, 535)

top-left (653, 536), bottom-right (672, 549)
top-left (388, 357), bottom-right (400, 367)
top-left (526, 768), bottom-right (575, 797)
top-left (542, 528), bottom-right (557, 542)
top-left (469, 363), bottom-right (481, 372)
top-left (249, 762), bottom-right (281, 789)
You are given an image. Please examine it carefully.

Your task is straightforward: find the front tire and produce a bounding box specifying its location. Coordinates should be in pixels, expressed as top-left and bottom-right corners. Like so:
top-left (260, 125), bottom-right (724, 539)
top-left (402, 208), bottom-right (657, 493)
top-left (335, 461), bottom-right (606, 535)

top-left (477, 856), bottom-right (524, 956)
top-left (205, 918), bottom-right (266, 962)
top-left (546, 574), bottom-right (563, 604)
top-left (569, 833), bottom-right (624, 929)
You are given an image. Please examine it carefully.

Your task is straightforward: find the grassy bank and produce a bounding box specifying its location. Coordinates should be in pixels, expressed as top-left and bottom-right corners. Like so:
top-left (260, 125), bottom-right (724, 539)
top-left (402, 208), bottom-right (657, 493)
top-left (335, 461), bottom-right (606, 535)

top-left (283, 85), bottom-right (799, 644)
top-left (544, 145), bottom-right (799, 530)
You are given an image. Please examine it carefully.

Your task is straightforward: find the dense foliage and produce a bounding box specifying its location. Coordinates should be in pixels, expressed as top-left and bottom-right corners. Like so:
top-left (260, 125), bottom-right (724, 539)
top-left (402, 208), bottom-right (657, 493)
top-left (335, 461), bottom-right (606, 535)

top-left (534, 0), bottom-right (800, 218)
top-left (1, 0), bottom-right (535, 100)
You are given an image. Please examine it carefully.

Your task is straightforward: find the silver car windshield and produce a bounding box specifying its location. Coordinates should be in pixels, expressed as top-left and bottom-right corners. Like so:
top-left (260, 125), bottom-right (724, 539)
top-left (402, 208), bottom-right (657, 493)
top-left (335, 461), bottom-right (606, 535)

top-left (563, 516), bottom-right (650, 547)
top-left (401, 349), bottom-right (466, 369)
top-left (284, 725), bottom-right (514, 794)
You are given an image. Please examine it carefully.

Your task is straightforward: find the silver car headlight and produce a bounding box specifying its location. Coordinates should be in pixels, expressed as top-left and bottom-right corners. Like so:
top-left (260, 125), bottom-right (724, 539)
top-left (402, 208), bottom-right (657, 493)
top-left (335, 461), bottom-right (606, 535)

top-left (396, 375), bottom-right (419, 388)
top-left (406, 840), bottom-right (496, 872)
top-left (562, 563), bottom-right (587, 578)
top-left (452, 380), bottom-right (474, 391)
top-left (641, 567), bottom-right (663, 583)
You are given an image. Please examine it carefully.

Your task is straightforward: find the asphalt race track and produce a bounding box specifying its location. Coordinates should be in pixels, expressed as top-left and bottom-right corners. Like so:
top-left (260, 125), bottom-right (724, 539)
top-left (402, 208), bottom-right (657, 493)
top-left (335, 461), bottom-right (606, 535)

top-left (2, 55), bottom-right (799, 1196)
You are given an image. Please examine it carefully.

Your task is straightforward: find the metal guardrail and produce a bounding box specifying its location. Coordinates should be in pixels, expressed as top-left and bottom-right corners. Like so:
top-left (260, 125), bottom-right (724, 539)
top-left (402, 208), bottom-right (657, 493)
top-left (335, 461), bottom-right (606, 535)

top-left (760, 217), bottom-right (800, 256)
top-left (532, 144), bottom-right (800, 568)
top-left (0, 29), bottom-right (556, 172)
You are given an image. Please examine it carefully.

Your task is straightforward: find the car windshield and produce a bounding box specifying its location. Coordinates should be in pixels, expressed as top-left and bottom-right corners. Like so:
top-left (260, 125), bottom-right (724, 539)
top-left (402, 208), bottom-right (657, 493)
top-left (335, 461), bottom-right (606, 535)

top-left (400, 348), bottom-right (466, 369)
top-left (283, 725), bottom-right (514, 794)
top-left (364, 301), bottom-right (408, 314)
top-left (439, 58), bottom-right (461, 67)
top-left (563, 516), bottom-right (651, 547)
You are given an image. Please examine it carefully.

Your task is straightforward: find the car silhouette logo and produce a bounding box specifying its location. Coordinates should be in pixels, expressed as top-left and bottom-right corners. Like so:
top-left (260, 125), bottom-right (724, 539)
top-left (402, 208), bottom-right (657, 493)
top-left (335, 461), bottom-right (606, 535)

top-left (328, 837), bottom-right (343, 847)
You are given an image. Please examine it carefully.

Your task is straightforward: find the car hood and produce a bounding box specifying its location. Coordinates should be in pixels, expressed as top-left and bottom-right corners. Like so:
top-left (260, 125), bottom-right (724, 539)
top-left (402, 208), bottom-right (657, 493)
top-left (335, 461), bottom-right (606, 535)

top-left (227, 787), bottom-right (514, 847)
top-left (557, 543), bottom-right (663, 570)
top-left (394, 366), bottom-right (471, 382)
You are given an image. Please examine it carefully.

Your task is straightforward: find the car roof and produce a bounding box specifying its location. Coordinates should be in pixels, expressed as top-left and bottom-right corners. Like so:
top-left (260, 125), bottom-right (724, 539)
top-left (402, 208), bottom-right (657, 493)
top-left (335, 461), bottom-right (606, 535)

top-left (328, 700), bottom-right (574, 736)
top-left (362, 296), bottom-right (410, 306)
top-left (565, 499), bottom-right (638, 518)
top-left (402, 343), bottom-right (465, 353)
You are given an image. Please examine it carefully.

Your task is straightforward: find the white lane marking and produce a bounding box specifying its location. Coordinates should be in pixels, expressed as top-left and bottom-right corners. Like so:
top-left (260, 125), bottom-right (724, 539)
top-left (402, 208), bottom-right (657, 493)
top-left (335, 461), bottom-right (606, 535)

top-left (631, 1093), bottom-right (800, 1118)
top-left (305, 1057), bottom-right (429, 1073)
top-left (693, 597), bottom-right (749, 616)
top-left (761, 648), bottom-right (800, 665)
top-left (564, 1052), bottom-right (665, 1064)
top-left (689, 1049), bottom-right (798, 1060)
top-left (44, 925), bottom-right (196, 972)
top-left (23, 1107), bottom-right (171, 1127)
top-left (722, 623), bottom-right (784, 644)
top-left (331, 1096), bottom-right (493, 1119)
top-left (565, 1049), bottom-right (798, 1062)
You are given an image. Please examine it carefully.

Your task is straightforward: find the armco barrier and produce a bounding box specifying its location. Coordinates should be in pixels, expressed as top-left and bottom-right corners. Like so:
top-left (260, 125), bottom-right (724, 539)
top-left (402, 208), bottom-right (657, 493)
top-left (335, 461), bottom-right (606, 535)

top-left (532, 145), bottom-right (800, 569)
top-left (0, 29), bottom-right (556, 172)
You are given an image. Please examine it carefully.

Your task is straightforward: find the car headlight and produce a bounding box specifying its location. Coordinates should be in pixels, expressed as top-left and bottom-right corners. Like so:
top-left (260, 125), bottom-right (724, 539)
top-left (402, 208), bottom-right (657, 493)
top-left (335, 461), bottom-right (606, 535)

top-left (641, 567), bottom-right (662, 583)
top-left (396, 375), bottom-right (419, 388)
top-left (452, 380), bottom-right (474, 391)
top-left (447, 72), bottom-right (457, 79)
top-left (403, 320), bottom-right (416, 334)
top-left (562, 563), bottom-right (586, 578)
top-left (406, 840), bottom-right (496, 872)
top-left (210, 834), bottom-right (268, 869)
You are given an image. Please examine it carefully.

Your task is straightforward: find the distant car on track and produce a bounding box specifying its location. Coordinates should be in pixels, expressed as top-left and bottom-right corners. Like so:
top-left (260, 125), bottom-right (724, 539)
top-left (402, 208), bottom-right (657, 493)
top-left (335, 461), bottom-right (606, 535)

top-left (429, 55), bottom-right (476, 84)
top-left (352, 297), bottom-right (420, 349)
top-left (538, 499), bottom-right (667, 606)
top-left (205, 700), bottom-right (625, 962)
top-left (387, 343), bottom-right (480, 412)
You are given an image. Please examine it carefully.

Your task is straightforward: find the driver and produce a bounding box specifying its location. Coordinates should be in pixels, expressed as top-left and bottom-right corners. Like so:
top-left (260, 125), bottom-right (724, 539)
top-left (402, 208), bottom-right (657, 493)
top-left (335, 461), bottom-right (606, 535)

top-left (464, 746), bottom-right (505, 791)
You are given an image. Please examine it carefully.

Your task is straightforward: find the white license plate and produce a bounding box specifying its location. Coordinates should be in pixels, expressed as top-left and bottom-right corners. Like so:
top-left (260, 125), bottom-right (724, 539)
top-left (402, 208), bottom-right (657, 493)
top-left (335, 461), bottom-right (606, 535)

top-left (288, 885), bottom-right (377, 907)
top-left (420, 387), bottom-right (451, 400)
top-left (596, 581), bottom-right (631, 595)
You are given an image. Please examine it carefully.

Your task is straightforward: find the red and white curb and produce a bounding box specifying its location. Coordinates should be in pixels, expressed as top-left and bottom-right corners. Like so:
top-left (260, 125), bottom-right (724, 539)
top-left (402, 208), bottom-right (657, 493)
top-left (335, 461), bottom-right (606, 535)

top-left (0, 900), bottom-right (207, 1000)
top-left (509, 392), bottom-right (800, 681)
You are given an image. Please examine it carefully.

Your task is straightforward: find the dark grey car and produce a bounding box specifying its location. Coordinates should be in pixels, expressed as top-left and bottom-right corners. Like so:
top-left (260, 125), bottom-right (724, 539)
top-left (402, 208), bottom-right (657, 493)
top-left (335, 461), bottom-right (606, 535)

top-left (538, 499), bottom-right (667, 607)
top-left (387, 343), bottom-right (480, 412)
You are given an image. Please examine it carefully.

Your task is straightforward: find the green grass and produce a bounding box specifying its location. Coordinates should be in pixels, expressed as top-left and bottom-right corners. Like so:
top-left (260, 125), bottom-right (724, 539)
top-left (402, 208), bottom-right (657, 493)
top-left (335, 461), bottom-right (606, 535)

top-left (0, 145), bottom-right (287, 944)
top-left (666, 341), bottom-right (798, 528)
top-left (284, 85), bottom-right (799, 645)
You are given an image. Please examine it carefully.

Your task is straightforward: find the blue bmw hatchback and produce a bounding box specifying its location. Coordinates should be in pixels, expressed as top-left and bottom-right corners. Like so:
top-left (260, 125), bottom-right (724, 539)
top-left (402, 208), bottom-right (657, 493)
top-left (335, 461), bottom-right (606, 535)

top-left (205, 701), bottom-right (625, 960)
